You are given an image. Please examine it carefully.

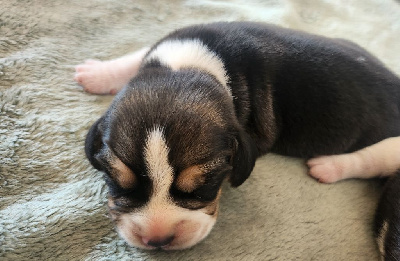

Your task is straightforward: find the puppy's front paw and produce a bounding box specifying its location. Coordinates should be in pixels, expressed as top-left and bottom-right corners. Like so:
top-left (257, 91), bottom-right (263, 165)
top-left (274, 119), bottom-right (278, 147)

top-left (74, 60), bottom-right (120, 95)
top-left (307, 156), bottom-right (345, 183)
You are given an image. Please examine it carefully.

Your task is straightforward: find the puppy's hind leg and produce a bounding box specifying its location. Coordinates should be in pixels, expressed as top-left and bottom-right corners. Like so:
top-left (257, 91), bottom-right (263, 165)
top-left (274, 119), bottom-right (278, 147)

top-left (74, 47), bottom-right (150, 95)
top-left (307, 137), bottom-right (400, 183)
top-left (374, 171), bottom-right (400, 261)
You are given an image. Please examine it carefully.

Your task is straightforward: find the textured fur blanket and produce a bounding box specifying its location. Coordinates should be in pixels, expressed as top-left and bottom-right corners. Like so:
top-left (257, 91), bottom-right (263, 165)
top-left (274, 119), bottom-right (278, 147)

top-left (1, 0), bottom-right (400, 260)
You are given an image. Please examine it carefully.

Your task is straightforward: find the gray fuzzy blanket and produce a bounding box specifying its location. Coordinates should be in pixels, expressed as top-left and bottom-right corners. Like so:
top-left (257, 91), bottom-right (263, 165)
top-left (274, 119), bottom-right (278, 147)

top-left (1, 0), bottom-right (400, 260)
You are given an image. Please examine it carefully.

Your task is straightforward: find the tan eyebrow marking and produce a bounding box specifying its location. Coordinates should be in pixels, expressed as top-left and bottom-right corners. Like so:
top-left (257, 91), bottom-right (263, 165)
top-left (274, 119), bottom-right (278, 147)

top-left (175, 165), bottom-right (206, 193)
top-left (111, 157), bottom-right (136, 189)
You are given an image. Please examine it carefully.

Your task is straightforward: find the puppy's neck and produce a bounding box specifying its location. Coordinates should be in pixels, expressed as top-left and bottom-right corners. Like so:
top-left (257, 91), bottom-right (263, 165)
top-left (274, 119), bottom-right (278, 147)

top-left (143, 39), bottom-right (231, 97)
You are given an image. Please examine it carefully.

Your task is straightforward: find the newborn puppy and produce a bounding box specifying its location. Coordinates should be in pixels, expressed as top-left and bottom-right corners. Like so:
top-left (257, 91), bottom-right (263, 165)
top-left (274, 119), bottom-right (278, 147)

top-left (75, 22), bottom-right (400, 253)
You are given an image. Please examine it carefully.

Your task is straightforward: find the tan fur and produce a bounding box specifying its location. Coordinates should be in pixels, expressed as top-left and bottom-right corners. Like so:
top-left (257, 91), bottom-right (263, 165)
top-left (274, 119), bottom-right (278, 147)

top-left (111, 158), bottom-right (136, 189)
top-left (203, 189), bottom-right (221, 216)
top-left (176, 165), bottom-right (206, 193)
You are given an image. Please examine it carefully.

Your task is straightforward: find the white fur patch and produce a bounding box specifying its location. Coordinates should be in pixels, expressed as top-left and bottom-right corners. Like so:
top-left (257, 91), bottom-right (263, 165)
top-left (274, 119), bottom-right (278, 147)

top-left (114, 126), bottom-right (218, 249)
top-left (144, 39), bottom-right (231, 94)
top-left (144, 127), bottom-right (174, 200)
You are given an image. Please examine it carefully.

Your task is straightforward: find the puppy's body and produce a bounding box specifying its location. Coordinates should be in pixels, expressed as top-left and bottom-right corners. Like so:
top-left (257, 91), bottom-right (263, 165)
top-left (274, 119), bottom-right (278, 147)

top-left (77, 22), bottom-right (400, 256)
top-left (152, 22), bottom-right (400, 157)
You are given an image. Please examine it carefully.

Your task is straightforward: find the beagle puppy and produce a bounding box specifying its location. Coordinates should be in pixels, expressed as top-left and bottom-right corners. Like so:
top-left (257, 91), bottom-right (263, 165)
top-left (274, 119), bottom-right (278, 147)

top-left (75, 22), bottom-right (400, 256)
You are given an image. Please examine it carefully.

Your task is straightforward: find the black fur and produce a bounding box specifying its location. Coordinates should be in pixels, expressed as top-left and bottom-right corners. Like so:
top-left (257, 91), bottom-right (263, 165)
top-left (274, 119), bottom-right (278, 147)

top-left (230, 129), bottom-right (258, 187)
top-left (375, 171), bottom-right (400, 260)
top-left (85, 117), bottom-right (105, 171)
top-left (159, 22), bottom-right (400, 156)
top-left (87, 66), bottom-right (240, 206)
top-left (85, 22), bottom-right (400, 254)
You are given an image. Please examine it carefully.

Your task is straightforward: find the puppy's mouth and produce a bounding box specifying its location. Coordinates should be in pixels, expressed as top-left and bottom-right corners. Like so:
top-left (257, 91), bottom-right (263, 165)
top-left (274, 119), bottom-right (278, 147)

top-left (106, 182), bottom-right (223, 249)
top-left (109, 200), bottom-right (219, 250)
top-left (115, 215), bottom-right (217, 250)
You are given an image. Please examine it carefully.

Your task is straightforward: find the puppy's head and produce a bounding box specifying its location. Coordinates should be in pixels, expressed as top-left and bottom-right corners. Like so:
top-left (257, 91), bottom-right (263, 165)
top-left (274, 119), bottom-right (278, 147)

top-left (85, 68), bottom-right (257, 249)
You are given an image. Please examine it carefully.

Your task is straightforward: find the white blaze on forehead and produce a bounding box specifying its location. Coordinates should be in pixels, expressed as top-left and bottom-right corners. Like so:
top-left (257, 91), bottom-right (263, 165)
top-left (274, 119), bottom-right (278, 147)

top-left (144, 127), bottom-right (174, 199)
top-left (117, 126), bottom-right (219, 249)
top-left (144, 39), bottom-right (231, 94)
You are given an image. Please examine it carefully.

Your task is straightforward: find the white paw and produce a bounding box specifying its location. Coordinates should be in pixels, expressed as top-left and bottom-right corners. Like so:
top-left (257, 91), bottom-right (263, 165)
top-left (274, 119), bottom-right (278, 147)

top-left (74, 60), bottom-right (121, 95)
top-left (307, 156), bottom-right (345, 183)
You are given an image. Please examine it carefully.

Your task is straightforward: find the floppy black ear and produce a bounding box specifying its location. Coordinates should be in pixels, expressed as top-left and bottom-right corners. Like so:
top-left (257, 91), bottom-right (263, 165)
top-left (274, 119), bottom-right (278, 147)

top-left (229, 129), bottom-right (258, 187)
top-left (85, 117), bottom-right (105, 170)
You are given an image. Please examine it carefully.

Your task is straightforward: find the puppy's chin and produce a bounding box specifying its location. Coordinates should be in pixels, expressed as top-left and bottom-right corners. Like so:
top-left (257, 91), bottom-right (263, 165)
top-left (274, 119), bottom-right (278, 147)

top-left (112, 204), bottom-right (219, 250)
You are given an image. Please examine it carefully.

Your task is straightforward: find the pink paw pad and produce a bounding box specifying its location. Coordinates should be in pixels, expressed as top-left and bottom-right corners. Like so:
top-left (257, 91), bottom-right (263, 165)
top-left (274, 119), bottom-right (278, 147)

top-left (307, 156), bottom-right (345, 183)
top-left (74, 60), bottom-right (120, 95)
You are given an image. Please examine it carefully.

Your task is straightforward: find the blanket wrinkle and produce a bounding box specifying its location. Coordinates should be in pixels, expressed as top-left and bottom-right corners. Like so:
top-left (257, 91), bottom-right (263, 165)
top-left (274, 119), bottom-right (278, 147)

top-left (1, 0), bottom-right (399, 260)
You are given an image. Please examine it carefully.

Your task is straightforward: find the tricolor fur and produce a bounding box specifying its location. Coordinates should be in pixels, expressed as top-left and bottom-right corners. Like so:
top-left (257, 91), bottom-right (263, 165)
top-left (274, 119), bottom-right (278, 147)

top-left (80, 22), bottom-right (400, 255)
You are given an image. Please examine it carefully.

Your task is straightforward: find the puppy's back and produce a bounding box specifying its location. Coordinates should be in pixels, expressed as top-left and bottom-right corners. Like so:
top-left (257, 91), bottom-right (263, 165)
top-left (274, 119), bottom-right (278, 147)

top-left (156, 22), bottom-right (400, 156)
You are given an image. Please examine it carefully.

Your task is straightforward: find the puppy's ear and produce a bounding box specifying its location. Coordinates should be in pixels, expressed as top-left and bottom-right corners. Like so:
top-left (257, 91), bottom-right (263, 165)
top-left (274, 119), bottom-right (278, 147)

top-left (85, 117), bottom-right (105, 170)
top-left (229, 130), bottom-right (258, 187)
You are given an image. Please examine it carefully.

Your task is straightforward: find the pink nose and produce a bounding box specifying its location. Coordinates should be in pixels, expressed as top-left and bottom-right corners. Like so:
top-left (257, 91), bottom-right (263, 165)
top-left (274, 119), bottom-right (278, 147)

top-left (142, 235), bottom-right (175, 248)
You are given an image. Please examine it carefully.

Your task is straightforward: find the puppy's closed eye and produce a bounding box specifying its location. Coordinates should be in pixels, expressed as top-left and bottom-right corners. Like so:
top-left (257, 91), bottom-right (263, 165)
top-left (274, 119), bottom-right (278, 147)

top-left (175, 188), bottom-right (222, 216)
top-left (108, 196), bottom-right (142, 213)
